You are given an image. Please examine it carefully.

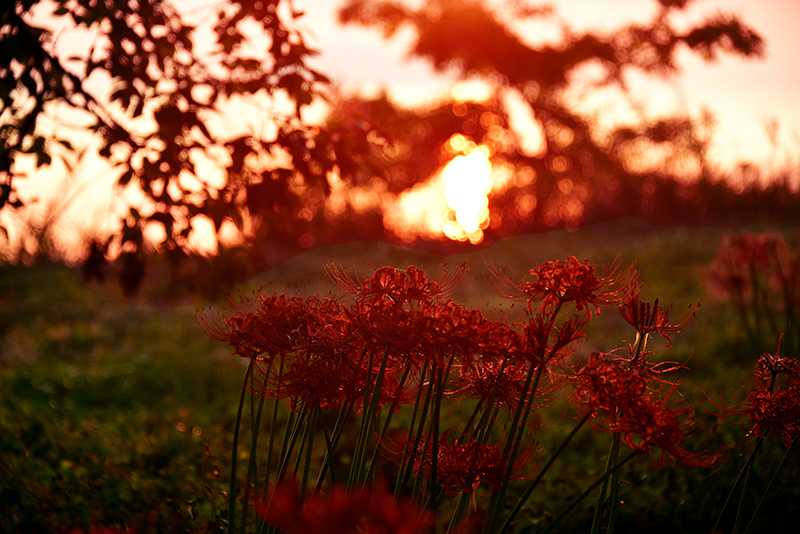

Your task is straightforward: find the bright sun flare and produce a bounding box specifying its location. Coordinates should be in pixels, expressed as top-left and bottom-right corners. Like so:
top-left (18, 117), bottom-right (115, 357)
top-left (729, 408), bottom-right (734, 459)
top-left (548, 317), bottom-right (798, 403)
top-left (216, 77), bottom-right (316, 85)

top-left (442, 143), bottom-right (493, 244)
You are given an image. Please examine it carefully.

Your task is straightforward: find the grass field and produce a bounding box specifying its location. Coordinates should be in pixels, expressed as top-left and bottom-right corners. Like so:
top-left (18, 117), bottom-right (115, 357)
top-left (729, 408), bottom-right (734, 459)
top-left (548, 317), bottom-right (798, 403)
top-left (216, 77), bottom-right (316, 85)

top-left (2, 217), bottom-right (798, 533)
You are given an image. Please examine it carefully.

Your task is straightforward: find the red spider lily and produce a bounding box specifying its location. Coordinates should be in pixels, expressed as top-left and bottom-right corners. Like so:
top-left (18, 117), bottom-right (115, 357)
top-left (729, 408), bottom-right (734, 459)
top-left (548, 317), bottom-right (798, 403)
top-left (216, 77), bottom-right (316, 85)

top-left (326, 264), bottom-right (467, 308)
top-left (704, 232), bottom-right (790, 301)
top-left (302, 296), bottom-right (361, 356)
top-left (196, 292), bottom-right (310, 358)
top-left (521, 313), bottom-right (586, 366)
top-left (620, 399), bottom-right (714, 469)
top-left (416, 300), bottom-right (488, 367)
top-left (255, 478), bottom-right (433, 534)
top-left (380, 431), bottom-right (534, 497)
top-left (469, 317), bottom-right (524, 361)
top-left (709, 347), bottom-right (800, 445)
top-left (619, 294), bottom-right (699, 348)
top-left (489, 256), bottom-right (639, 319)
top-left (451, 353), bottom-right (529, 409)
top-left (572, 352), bottom-right (714, 468)
top-left (262, 345), bottom-right (416, 412)
top-left (273, 355), bottom-right (353, 409)
top-left (747, 386), bottom-right (800, 444)
top-left (349, 299), bottom-right (424, 360)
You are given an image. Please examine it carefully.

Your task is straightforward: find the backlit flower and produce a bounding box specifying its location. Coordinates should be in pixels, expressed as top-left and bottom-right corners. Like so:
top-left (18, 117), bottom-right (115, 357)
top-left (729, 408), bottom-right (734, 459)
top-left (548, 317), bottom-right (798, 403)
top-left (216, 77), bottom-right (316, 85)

top-left (326, 264), bottom-right (467, 308)
top-left (704, 231), bottom-right (789, 301)
top-left (572, 352), bottom-right (714, 468)
top-left (452, 354), bottom-right (528, 409)
top-left (490, 256), bottom-right (639, 319)
top-left (711, 345), bottom-right (800, 445)
top-left (196, 291), bottom-right (310, 358)
top-left (619, 294), bottom-right (699, 348)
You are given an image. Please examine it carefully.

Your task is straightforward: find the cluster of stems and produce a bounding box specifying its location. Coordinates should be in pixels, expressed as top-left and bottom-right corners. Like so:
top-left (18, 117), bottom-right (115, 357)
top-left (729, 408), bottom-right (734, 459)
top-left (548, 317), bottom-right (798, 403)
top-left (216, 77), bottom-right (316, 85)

top-left (705, 231), bottom-right (800, 358)
top-left (198, 257), bottom-right (720, 534)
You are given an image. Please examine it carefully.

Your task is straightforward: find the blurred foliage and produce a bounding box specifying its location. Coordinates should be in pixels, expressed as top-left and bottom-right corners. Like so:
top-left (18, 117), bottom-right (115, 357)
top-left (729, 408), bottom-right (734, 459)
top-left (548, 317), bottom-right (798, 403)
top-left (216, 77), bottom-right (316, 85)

top-left (4, 0), bottom-right (799, 298)
top-left (704, 231), bottom-right (800, 359)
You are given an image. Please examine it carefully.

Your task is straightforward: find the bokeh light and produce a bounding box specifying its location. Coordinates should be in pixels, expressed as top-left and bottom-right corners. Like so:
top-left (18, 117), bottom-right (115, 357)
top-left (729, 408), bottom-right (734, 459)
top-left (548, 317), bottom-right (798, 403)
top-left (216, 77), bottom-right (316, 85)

top-left (442, 141), bottom-right (493, 244)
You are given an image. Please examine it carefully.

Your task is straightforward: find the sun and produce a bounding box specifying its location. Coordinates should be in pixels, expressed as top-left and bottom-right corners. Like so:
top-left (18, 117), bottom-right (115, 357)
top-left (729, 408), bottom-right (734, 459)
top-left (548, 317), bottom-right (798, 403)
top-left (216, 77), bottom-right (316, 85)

top-left (442, 141), bottom-right (493, 244)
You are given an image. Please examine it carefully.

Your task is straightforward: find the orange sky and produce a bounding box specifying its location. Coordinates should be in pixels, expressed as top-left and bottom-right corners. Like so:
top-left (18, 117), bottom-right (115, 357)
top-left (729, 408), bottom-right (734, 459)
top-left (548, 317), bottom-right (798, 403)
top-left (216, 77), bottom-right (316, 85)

top-left (286, 0), bottom-right (800, 174)
top-left (2, 0), bottom-right (799, 263)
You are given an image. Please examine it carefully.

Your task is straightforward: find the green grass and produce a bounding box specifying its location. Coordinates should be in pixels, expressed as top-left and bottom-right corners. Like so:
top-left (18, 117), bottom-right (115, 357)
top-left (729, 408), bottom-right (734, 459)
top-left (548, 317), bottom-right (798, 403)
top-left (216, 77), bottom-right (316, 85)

top-left (1, 217), bottom-right (798, 533)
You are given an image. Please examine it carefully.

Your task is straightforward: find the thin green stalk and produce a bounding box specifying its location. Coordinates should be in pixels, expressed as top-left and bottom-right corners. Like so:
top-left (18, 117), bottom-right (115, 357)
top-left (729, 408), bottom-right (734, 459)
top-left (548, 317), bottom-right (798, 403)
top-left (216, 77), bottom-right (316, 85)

top-left (274, 403), bottom-right (308, 485)
top-left (485, 362), bottom-right (546, 533)
top-left (349, 347), bottom-right (391, 488)
top-left (499, 412), bottom-right (591, 534)
top-left (397, 365), bottom-right (435, 498)
top-left (589, 435), bottom-right (616, 534)
top-left (483, 362), bottom-right (539, 533)
top-left (466, 355), bottom-right (511, 444)
top-left (261, 367), bottom-right (282, 494)
top-left (539, 451), bottom-right (639, 534)
top-left (291, 407), bottom-right (313, 479)
top-left (239, 392), bottom-right (266, 534)
top-left (447, 490), bottom-right (474, 533)
top-left (313, 400), bottom-right (343, 493)
top-left (606, 434), bottom-right (622, 534)
top-left (743, 441), bottom-right (795, 534)
top-left (712, 432), bottom-right (768, 533)
top-left (365, 360), bottom-right (414, 481)
top-left (732, 459), bottom-right (752, 534)
top-left (228, 362), bottom-right (253, 534)
top-left (429, 360), bottom-right (444, 514)
top-left (256, 394), bottom-right (282, 534)
top-left (300, 407), bottom-right (316, 498)
top-left (346, 347), bottom-right (375, 489)
top-left (484, 305), bottom-right (564, 534)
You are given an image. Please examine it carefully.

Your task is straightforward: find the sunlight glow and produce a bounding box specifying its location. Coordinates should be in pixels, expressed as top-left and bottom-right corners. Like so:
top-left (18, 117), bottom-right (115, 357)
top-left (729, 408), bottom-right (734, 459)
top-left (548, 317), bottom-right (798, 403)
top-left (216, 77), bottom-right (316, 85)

top-left (442, 141), bottom-right (493, 244)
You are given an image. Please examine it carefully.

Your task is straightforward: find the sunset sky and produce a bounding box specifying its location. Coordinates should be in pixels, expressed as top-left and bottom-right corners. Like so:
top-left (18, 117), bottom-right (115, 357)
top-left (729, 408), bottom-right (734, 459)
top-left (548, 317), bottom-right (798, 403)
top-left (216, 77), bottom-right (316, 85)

top-left (3, 0), bottom-right (799, 262)
top-left (288, 0), bottom-right (800, 173)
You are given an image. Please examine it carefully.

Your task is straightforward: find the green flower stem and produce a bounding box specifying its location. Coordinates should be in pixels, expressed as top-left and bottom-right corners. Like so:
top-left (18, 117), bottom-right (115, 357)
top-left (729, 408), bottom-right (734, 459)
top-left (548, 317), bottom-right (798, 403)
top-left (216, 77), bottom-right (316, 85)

top-left (712, 432), bottom-right (768, 533)
top-left (589, 435), bottom-right (616, 534)
top-left (313, 400), bottom-right (343, 493)
top-left (540, 450), bottom-right (639, 534)
top-left (429, 360), bottom-right (445, 514)
top-left (483, 362), bottom-right (538, 533)
top-left (300, 407), bottom-right (316, 498)
top-left (744, 441), bottom-right (794, 534)
top-left (486, 361), bottom-right (546, 533)
top-left (498, 411), bottom-right (592, 534)
top-left (291, 407), bottom-right (313, 479)
top-left (606, 434), bottom-right (622, 534)
top-left (397, 365), bottom-right (435, 499)
top-left (228, 361), bottom-right (253, 534)
top-left (447, 489), bottom-right (474, 533)
top-left (239, 392), bottom-right (266, 534)
top-left (349, 346), bottom-right (391, 488)
top-left (263, 396), bottom-right (280, 490)
top-left (733, 459), bottom-right (752, 534)
top-left (460, 395), bottom-right (489, 441)
top-left (273, 403), bottom-right (308, 486)
top-left (255, 392), bottom-right (282, 534)
top-left (365, 360), bottom-right (414, 482)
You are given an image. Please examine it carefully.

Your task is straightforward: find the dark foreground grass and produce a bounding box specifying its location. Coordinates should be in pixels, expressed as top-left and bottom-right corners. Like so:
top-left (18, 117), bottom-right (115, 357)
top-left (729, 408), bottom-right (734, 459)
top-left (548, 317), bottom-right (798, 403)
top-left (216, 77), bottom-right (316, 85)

top-left (1, 218), bottom-right (798, 533)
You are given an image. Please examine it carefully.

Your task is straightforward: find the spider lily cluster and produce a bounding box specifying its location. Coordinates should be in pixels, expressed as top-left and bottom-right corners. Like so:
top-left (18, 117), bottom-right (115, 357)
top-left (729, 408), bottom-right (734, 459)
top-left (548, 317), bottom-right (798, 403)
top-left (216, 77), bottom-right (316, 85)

top-left (198, 256), bottom-right (715, 534)
top-left (705, 231), bottom-right (800, 358)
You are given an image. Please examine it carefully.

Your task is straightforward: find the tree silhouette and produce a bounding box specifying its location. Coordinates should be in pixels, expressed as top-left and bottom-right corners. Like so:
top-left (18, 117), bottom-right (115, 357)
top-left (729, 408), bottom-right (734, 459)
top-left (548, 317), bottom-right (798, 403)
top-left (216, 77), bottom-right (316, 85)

top-left (2, 0), bottom-right (790, 296)
top-left (2, 0), bottom-right (340, 294)
top-left (333, 0), bottom-right (791, 241)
